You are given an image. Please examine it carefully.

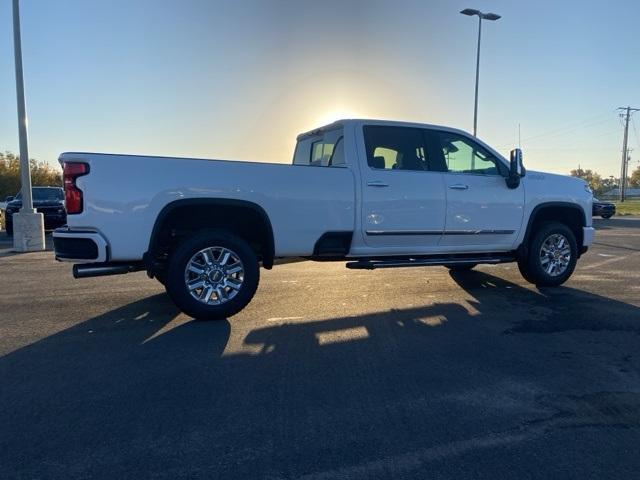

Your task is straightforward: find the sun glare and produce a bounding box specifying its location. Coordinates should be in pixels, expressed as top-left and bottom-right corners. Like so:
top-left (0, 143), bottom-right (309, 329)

top-left (315, 109), bottom-right (360, 127)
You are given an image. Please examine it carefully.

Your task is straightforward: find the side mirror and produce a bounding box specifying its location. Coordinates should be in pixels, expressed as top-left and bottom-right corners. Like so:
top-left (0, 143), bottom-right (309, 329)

top-left (5, 196), bottom-right (13, 202)
top-left (506, 148), bottom-right (525, 189)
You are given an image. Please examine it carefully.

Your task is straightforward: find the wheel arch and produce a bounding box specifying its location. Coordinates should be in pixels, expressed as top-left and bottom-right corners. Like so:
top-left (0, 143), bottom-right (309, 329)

top-left (519, 202), bottom-right (587, 256)
top-left (145, 198), bottom-right (275, 273)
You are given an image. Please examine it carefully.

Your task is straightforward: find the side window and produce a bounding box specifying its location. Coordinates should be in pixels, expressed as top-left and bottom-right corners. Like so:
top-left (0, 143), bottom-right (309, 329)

top-left (293, 138), bottom-right (312, 165)
top-left (436, 131), bottom-right (502, 175)
top-left (328, 136), bottom-right (345, 166)
top-left (311, 139), bottom-right (333, 166)
top-left (293, 128), bottom-right (344, 167)
top-left (364, 126), bottom-right (433, 171)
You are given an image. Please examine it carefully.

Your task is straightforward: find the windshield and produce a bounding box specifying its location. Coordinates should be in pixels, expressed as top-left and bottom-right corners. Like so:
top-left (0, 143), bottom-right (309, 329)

top-left (15, 187), bottom-right (63, 202)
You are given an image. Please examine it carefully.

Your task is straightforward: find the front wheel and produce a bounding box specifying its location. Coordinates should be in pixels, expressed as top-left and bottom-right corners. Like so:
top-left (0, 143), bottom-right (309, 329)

top-left (521, 222), bottom-right (577, 287)
top-left (601, 213), bottom-right (612, 219)
top-left (165, 230), bottom-right (260, 320)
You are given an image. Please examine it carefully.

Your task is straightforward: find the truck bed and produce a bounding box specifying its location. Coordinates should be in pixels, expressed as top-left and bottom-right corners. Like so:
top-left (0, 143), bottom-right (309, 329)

top-left (60, 152), bottom-right (355, 260)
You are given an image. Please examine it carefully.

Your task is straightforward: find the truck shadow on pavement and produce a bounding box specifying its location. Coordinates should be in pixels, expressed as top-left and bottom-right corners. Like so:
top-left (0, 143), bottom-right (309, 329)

top-left (1, 271), bottom-right (640, 479)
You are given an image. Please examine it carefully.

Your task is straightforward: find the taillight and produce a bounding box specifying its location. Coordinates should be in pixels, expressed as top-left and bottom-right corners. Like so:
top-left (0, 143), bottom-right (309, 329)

top-left (63, 162), bottom-right (89, 214)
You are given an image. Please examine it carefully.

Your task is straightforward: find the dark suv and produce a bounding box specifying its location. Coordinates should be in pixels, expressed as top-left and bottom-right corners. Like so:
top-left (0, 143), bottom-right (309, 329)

top-left (4, 187), bottom-right (66, 235)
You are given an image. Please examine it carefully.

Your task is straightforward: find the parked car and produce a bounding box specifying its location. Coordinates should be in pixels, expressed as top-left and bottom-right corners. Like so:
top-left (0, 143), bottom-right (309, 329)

top-left (592, 198), bottom-right (615, 219)
top-left (5, 187), bottom-right (66, 235)
top-left (53, 119), bottom-right (595, 320)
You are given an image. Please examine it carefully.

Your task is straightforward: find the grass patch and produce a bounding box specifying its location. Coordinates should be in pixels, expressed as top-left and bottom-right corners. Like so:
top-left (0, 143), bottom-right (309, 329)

top-left (613, 199), bottom-right (640, 216)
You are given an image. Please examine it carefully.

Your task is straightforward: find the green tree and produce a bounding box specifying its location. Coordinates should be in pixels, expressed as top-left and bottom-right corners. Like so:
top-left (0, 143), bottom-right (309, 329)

top-left (630, 165), bottom-right (640, 188)
top-left (570, 168), bottom-right (603, 194)
top-left (0, 151), bottom-right (62, 200)
top-left (600, 175), bottom-right (617, 194)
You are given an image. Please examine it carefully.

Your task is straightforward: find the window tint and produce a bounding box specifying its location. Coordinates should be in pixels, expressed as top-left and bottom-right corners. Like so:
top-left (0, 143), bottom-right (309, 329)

top-left (293, 128), bottom-right (344, 167)
top-left (437, 131), bottom-right (502, 175)
top-left (364, 126), bottom-right (435, 171)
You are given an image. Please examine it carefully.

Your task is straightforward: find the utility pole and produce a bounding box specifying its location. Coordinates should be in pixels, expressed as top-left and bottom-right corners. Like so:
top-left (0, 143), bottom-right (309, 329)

top-left (618, 106), bottom-right (640, 202)
top-left (12, 0), bottom-right (44, 251)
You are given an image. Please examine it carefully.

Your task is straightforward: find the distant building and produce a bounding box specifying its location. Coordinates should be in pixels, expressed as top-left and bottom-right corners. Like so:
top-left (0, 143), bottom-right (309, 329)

top-left (601, 188), bottom-right (640, 198)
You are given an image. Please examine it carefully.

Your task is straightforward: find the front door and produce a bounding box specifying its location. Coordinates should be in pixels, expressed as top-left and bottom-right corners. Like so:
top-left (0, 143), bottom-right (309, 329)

top-left (360, 125), bottom-right (447, 251)
top-left (432, 130), bottom-right (524, 249)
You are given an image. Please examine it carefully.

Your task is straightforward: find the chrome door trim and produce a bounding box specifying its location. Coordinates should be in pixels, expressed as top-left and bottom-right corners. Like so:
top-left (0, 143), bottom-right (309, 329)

top-left (365, 229), bottom-right (515, 236)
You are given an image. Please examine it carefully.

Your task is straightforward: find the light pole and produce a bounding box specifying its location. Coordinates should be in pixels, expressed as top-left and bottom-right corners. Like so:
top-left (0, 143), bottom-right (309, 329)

top-left (460, 8), bottom-right (501, 137)
top-left (12, 0), bottom-right (45, 251)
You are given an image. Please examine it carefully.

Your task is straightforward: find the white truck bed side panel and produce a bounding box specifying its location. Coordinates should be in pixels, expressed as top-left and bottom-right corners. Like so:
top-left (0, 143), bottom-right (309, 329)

top-left (61, 154), bottom-right (355, 260)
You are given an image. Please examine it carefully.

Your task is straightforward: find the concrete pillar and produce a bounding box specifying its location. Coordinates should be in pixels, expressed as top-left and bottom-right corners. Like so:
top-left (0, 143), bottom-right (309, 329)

top-left (12, 211), bottom-right (45, 252)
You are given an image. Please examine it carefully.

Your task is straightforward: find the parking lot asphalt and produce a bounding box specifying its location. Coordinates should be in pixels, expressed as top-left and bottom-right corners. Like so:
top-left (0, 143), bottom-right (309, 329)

top-left (1, 219), bottom-right (640, 479)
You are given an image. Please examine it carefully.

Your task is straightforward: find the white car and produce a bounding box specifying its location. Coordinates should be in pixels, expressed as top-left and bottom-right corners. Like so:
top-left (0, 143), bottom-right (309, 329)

top-left (53, 119), bottom-right (594, 319)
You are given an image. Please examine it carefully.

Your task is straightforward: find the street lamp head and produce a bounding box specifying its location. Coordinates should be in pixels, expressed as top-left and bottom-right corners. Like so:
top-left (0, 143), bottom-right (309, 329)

top-left (460, 9), bottom-right (501, 21)
top-left (482, 12), bottom-right (501, 21)
top-left (460, 8), bottom-right (481, 16)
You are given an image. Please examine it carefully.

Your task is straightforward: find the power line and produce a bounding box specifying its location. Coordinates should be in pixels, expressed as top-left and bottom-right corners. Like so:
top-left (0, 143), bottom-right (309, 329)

top-left (519, 113), bottom-right (611, 143)
top-left (493, 111), bottom-right (614, 149)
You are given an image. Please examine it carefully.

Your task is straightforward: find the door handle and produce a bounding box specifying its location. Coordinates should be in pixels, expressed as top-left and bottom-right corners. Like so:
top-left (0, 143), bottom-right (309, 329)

top-left (367, 181), bottom-right (390, 187)
top-left (449, 184), bottom-right (469, 190)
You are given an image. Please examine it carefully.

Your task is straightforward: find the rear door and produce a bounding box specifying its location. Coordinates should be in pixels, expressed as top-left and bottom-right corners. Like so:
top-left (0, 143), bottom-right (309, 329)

top-left (360, 125), bottom-right (447, 249)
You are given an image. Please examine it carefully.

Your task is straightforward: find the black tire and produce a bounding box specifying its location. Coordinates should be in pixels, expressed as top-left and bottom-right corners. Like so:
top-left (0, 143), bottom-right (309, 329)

top-left (517, 257), bottom-right (535, 283)
top-left (165, 230), bottom-right (260, 320)
top-left (522, 222), bottom-right (577, 287)
top-left (601, 213), bottom-right (612, 219)
top-left (445, 263), bottom-right (477, 272)
top-left (5, 223), bottom-right (13, 236)
top-left (154, 270), bottom-right (167, 287)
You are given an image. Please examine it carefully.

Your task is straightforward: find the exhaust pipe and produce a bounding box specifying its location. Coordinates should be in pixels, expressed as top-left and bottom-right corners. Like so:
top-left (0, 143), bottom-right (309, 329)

top-left (73, 262), bottom-right (145, 279)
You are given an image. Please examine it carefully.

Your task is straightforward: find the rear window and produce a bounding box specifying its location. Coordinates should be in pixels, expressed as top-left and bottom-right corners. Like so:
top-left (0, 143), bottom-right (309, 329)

top-left (293, 128), bottom-right (345, 167)
top-left (363, 125), bottom-right (441, 171)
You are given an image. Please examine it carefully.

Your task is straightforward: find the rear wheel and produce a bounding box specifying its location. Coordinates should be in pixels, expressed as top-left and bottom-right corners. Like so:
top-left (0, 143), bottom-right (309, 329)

top-left (521, 222), bottom-right (577, 287)
top-left (165, 230), bottom-right (259, 320)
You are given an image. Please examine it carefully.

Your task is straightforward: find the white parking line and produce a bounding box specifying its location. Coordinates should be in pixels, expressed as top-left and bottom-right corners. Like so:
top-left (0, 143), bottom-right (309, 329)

top-left (267, 316), bottom-right (304, 322)
top-left (583, 251), bottom-right (640, 270)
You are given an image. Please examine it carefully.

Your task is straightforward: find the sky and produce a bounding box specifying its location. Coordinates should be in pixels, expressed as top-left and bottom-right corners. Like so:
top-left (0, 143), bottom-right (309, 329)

top-left (1, 0), bottom-right (639, 177)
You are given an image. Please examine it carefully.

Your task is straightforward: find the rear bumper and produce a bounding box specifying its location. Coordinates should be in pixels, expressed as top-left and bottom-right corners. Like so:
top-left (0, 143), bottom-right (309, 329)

top-left (53, 228), bottom-right (109, 263)
top-left (593, 207), bottom-right (615, 216)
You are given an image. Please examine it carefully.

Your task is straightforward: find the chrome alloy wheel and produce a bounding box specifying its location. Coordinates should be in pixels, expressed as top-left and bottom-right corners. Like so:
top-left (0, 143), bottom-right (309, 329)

top-left (539, 233), bottom-right (571, 277)
top-left (184, 246), bottom-right (245, 305)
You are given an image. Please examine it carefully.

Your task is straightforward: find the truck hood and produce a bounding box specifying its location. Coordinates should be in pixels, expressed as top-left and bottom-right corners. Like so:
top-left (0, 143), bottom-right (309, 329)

top-left (522, 170), bottom-right (592, 224)
top-left (524, 170), bottom-right (589, 189)
top-left (526, 170), bottom-right (584, 182)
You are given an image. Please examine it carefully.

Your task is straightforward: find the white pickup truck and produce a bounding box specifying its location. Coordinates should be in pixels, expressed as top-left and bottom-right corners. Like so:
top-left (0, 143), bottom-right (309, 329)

top-left (53, 119), bottom-right (594, 319)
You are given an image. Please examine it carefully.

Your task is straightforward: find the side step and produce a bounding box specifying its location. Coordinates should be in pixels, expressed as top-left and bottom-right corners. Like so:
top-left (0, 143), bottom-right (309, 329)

top-left (346, 254), bottom-right (515, 270)
top-left (73, 262), bottom-right (145, 278)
